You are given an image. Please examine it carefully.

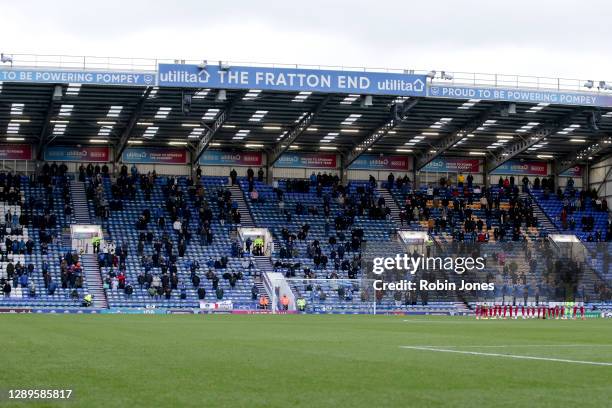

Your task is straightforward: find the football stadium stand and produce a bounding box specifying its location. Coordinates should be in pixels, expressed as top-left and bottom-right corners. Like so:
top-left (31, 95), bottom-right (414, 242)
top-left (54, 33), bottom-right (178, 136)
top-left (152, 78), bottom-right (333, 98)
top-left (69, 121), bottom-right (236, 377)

top-left (0, 53), bottom-right (610, 314)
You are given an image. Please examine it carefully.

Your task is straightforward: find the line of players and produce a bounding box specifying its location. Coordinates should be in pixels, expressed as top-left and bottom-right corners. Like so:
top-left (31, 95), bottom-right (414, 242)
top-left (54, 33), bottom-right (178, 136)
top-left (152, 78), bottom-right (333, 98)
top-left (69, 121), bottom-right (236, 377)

top-left (475, 302), bottom-right (585, 319)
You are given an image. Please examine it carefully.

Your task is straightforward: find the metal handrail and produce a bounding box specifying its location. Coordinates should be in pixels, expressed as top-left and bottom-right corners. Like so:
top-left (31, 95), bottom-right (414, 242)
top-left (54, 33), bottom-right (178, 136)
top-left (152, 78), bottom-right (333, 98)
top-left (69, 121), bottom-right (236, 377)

top-left (0, 52), bottom-right (609, 94)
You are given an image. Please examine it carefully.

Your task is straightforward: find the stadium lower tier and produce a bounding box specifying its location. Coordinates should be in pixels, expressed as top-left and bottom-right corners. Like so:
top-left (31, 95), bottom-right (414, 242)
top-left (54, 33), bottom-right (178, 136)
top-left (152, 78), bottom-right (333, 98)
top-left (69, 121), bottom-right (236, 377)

top-left (0, 175), bottom-right (610, 312)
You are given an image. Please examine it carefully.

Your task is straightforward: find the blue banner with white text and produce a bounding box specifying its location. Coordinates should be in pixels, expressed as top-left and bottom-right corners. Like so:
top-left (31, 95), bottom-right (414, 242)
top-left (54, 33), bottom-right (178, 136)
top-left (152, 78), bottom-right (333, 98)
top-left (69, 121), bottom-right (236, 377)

top-left (198, 150), bottom-right (263, 166)
top-left (490, 160), bottom-right (547, 176)
top-left (121, 147), bottom-right (188, 164)
top-left (158, 64), bottom-right (427, 96)
top-left (0, 68), bottom-right (155, 86)
top-left (428, 85), bottom-right (612, 107)
top-left (348, 154), bottom-right (412, 171)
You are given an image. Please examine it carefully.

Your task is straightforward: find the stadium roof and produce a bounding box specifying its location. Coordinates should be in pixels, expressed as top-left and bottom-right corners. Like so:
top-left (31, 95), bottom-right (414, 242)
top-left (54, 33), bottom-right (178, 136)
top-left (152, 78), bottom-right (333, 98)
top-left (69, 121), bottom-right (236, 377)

top-left (0, 53), bottom-right (611, 171)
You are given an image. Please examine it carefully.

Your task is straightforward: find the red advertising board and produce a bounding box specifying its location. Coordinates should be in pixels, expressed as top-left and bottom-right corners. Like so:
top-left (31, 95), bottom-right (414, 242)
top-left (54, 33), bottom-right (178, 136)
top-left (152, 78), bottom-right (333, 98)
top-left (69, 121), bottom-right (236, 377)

top-left (0, 144), bottom-right (33, 160)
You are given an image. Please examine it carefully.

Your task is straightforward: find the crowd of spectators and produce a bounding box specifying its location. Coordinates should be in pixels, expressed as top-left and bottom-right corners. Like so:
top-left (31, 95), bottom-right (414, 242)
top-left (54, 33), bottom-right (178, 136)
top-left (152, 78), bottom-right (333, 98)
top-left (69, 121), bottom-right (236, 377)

top-left (94, 168), bottom-right (256, 302)
top-left (259, 173), bottom-right (371, 287)
top-left (397, 181), bottom-right (538, 242)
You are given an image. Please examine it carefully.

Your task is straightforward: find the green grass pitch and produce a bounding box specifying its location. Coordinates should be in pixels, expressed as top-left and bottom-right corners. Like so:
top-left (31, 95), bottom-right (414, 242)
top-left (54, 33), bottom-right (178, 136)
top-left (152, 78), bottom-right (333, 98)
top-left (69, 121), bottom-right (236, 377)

top-left (1, 315), bottom-right (610, 407)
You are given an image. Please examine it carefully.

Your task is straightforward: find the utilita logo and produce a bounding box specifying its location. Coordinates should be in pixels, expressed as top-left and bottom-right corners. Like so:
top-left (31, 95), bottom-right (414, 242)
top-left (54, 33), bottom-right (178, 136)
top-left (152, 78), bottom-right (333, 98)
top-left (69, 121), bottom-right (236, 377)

top-left (159, 69), bottom-right (211, 84)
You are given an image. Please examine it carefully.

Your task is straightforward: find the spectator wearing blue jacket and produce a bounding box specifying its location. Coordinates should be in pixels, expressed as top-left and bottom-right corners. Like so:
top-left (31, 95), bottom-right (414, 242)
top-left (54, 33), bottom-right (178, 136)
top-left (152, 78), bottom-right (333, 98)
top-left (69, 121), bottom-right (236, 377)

top-left (310, 172), bottom-right (317, 186)
top-left (48, 280), bottom-right (57, 295)
top-left (19, 273), bottom-right (28, 288)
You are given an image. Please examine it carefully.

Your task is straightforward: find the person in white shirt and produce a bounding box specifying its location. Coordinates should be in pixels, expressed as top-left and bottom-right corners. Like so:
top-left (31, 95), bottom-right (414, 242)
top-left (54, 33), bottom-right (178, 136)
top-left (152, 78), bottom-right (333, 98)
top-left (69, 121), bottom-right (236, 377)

top-left (173, 220), bottom-right (182, 232)
top-left (480, 196), bottom-right (488, 209)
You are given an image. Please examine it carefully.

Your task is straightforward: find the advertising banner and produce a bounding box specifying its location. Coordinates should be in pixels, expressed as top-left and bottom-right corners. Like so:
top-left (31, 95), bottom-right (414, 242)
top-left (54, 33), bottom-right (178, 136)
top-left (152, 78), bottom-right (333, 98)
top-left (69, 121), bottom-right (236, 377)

top-left (349, 154), bottom-right (412, 171)
top-left (0, 68), bottom-right (155, 87)
top-left (44, 146), bottom-right (110, 162)
top-left (0, 144), bottom-right (32, 160)
top-left (560, 165), bottom-right (583, 177)
top-left (421, 157), bottom-right (481, 173)
top-left (428, 85), bottom-right (612, 108)
top-left (198, 150), bottom-right (263, 166)
top-left (199, 300), bottom-right (233, 311)
top-left (122, 147), bottom-right (188, 164)
top-left (159, 64), bottom-right (427, 97)
top-left (275, 152), bottom-right (337, 169)
top-left (490, 160), bottom-right (548, 176)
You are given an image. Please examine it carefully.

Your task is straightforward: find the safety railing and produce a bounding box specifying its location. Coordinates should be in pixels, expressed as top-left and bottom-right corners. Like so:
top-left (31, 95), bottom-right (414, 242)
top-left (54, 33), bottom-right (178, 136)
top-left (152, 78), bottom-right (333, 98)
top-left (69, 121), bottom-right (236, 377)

top-left (0, 52), bottom-right (608, 94)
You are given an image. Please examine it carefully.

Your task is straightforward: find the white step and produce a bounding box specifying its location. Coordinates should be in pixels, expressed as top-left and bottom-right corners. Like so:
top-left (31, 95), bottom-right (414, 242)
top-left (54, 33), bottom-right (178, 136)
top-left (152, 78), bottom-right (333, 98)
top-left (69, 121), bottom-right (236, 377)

top-left (81, 254), bottom-right (109, 308)
top-left (228, 185), bottom-right (256, 227)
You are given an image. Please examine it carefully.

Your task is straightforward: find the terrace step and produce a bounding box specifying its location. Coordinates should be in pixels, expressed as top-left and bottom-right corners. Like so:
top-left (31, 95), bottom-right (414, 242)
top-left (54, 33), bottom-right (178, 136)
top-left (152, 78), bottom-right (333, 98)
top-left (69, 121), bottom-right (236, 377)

top-left (253, 256), bottom-right (273, 304)
top-left (80, 253), bottom-right (109, 308)
top-left (70, 180), bottom-right (92, 224)
top-left (228, 184), bottom-right (256, 227)
top-left (380, 187), bottom-right (406, 230)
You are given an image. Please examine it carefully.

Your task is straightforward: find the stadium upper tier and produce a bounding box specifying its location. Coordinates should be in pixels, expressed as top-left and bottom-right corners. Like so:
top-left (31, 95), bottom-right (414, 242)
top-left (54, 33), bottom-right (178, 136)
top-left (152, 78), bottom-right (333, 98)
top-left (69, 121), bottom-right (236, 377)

top-left (0, 52), bottom-right (611, 170)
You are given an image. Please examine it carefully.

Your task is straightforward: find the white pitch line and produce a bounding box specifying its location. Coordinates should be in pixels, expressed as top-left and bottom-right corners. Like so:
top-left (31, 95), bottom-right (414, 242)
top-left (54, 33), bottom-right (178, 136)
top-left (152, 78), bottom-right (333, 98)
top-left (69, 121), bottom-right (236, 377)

top-left (407, 344), bottom-right (612, 348)
top-left (399, 346), bottom-right (612, 366)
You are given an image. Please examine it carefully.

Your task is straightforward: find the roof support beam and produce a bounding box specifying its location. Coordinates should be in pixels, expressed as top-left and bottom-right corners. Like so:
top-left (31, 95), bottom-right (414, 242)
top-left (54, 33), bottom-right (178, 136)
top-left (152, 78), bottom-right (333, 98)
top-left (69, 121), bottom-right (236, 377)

top-left (554, 134), bottom-right (612, 176)
top-left (268, 95), bottom-right (331, 166)
top-left (596, 163), bottom-right (612, 195)
top-left (192, 92), bottom-right (242, 165)
top-left (115, 87), bottom-right (152, 162)
top-left (343, 98), bottom-right (419, 169)
top-left (487, 109), bottom-right (584, 173)
top-left (36, 87), bottom-right (60, 160)
top-left (415, 106), bottom-right (498, 170)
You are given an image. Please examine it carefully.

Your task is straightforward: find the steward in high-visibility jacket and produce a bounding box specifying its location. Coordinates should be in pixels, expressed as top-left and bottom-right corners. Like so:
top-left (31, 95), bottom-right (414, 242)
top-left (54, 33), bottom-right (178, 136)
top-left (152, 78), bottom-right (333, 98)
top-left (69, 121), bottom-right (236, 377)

top-left (259, 296), bottom-right (269, 309)
top-left (92, 236), bottom-right (101, 253)
top-left (280, 295), bottom-right (290, 310)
